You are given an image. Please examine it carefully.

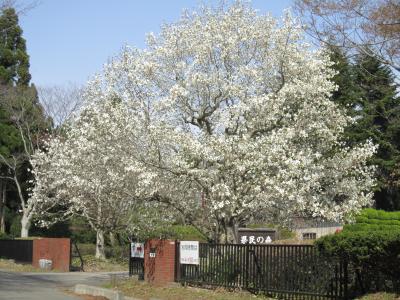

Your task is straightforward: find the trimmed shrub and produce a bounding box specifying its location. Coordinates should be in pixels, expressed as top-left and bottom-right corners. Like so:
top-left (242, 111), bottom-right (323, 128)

top-left (315, 209), bottom-right (400, 295)
top-left (343, 209), bottom-right (400, 232)
top-left (316, 230), bottom-right (400, 276)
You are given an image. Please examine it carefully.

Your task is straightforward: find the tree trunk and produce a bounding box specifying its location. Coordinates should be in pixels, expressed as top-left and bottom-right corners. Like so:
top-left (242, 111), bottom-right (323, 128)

top-left (109, 231), bottom-right (117, 248)
top-left (0, 182), bottom-right (6, 234)
top-left (226, 219), bottom-right (239, 244)
top-left (20, 213), bottom-right (31, 238)
top-left (95, 229), bottom-right (106, 260)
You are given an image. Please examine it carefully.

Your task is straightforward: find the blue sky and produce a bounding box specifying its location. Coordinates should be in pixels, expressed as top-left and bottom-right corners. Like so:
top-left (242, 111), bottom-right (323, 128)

top-left (20, 0), bottom-right (293, 87)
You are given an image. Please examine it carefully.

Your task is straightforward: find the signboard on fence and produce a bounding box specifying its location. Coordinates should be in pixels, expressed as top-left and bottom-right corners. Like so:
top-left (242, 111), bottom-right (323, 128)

top-left (131, 242), bottom-right (144, 258)
top-left (237, 228), bottom-right (277, 244)
top-left (180, 241), bottom-right (199, 265)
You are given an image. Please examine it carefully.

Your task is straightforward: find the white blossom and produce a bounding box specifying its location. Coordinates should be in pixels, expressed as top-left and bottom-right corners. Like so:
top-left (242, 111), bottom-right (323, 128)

top-left (32, 2), bottom-right (376, 244)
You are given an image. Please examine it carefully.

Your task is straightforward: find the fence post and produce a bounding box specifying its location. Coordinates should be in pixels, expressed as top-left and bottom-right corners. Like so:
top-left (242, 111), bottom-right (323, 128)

top-left (343, 258), bottom-right (349, 300)
top-left (128, 243), bottom-right (132, 277)
top-left (245, 244), bottom-right (250, 289)
top-left (175, 240), bottom-right (181, 282)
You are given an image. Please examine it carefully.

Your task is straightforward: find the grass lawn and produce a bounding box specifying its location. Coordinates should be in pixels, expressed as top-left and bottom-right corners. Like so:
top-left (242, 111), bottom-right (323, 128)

top-left (0, 258), bottom-right (56, 272)
top-left (358, 293), bottom-right (399, 299)
top-left (103, 278), bottom-right (272, 300)
top-left (0, 255), bottom-right (126, 273)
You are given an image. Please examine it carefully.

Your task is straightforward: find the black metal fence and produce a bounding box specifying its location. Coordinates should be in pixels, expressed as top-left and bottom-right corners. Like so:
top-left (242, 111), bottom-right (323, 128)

top-left (129, 257), bottom-right (144, 279)
top-left (0, 239), bottom-right (33, 263)
top-left (177, 243), bottom-right (348, 299)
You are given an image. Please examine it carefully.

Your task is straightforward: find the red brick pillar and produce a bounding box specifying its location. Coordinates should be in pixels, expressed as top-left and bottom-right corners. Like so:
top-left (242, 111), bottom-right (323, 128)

top-left (144, 239), bottom-right (176, 285)
top-left (32, 238), bottom-right (71, 272)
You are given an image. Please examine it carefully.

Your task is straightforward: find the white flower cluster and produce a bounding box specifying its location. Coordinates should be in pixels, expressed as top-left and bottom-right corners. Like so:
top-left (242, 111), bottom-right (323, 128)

top-left (31, 2), bottom-right (376, 241)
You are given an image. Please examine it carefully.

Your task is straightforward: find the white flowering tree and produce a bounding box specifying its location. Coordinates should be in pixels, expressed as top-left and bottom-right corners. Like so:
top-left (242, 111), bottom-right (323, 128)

top-left (32, 2), bottom-right (377, 244)
top-left (110, 3), bottom-right (376, 242)
top-left (30, 96), bottom-right (154, 259)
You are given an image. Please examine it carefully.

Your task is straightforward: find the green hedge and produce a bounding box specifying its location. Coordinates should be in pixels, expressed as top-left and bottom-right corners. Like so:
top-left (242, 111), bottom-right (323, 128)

top-left (316, 230), bottom-right (400, 270)
top-left (315, 209), bottom-right (400, 295)
top-left (355, 208), bottom-right (400, 221)
top-left (342, 208), bottom-right (400, 232)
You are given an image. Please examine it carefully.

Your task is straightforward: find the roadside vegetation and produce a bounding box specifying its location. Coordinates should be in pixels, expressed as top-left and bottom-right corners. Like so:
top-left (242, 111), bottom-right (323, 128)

top-left (0, 258), bottom-right (56, 272)
top-left (103, 278), bottom-right (272, 300)
top-left (358, 293), bottom-right (400, 300)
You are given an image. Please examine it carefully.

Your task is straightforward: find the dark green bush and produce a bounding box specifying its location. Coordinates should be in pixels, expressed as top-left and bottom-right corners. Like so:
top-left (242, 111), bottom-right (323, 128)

top-left (316, 230), bottom-right (400, 275)
top-left (168, 225), bottom-right (208, 242)
top-left (0, 232), bottom-right (13, 240)
top-left (315, 209), bottom-right (400, 295)
top-left (9, 215), bottom-right (21, 237)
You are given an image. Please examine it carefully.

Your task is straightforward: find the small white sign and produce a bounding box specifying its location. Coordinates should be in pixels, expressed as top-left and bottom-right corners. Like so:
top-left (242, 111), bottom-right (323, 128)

top-left (131, 242), bottom-right (144, 258)
top-left (180, 241), bottom-right (199, 265)
top-left (265, 236), bottom-right (272, 244)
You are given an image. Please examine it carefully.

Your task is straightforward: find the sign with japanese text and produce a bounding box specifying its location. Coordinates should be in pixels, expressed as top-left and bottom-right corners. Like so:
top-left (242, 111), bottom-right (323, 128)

top-left (130, 242), bottom-right (144, 258)
top-left (180, 241), bottom-right (199, 265)
top-left (237, 228), bottom-right (276, 245)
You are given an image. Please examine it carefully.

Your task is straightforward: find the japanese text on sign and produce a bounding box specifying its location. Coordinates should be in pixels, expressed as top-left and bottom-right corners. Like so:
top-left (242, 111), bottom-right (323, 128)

top-left (180, 241), bottom-right (199, 265)
top-left (240, 235), bottom-right (272, 244)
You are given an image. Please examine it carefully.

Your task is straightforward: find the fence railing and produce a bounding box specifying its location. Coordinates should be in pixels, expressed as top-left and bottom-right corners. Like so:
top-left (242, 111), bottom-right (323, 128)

top-left (177, 243), bottom-right (348, 299)
top-left (0, 239), bottom-right (33, 263)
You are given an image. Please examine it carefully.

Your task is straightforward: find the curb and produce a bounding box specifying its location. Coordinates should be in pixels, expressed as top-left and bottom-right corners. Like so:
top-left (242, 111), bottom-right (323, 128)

top-left (74, 284), bottom-right (142, 300)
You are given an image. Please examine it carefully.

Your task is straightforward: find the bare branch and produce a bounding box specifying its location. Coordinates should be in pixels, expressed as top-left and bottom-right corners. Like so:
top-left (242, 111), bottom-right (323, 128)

top-left (294, 0), bottom-right (400, 72)
top-left (37, 83), bottom-right (83, 129)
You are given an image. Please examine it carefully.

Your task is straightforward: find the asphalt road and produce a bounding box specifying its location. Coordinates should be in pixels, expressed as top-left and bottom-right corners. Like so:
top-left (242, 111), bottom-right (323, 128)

top-left (0, 270), bottom-right (128, 300)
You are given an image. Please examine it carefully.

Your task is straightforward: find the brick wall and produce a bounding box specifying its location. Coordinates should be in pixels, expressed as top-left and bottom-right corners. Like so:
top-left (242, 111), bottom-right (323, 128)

top-left (144, 239), bottom-right (176, 285)
top-left (32, 238), bottom-right (71, 272)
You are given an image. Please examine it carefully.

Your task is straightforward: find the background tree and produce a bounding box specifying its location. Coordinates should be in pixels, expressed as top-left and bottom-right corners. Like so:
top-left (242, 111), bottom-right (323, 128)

top-left (0, 5), bottom-right (30, 234)
top-left (0, 95), bottom-right (21, 233)
top-left (353, 52), bottom-right (400, 210)
top-left (328, 46), bottom-right (400, 210)
top-left (0, 86), bottom-right (50, 237)
top-left (0, 7), bottom-right (31, 85)
top-left (37, 83), bottom-right (83, 130)
top-left (327, 46), bottom-right (363, 114)
top-left (295, 0), bottom-right (400, 72)
top-left (0, 4), bottom-right (50, 237)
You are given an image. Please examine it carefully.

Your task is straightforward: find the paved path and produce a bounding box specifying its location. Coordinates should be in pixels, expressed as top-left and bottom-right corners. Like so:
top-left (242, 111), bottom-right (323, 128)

top-left (0, 270), bottom-right (128, 300)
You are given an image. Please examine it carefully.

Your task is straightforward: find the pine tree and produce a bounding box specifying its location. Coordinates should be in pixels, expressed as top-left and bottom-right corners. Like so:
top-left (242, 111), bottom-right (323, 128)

top-left (353, 52), bottom-right (400, 210)
top-left (0, 6), bottom-right (49, 236)
top-left (0, 7), bottom-right (31, 86)
top-left (327, 46), bottom-right (364, 142)
top-left (328, 46), bottom-right (363, 111)
top-left (329, 47), bottom-right (400, 210)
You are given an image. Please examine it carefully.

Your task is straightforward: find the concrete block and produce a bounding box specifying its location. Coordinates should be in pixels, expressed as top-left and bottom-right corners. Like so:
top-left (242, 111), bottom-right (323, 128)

top-left (74, 284), bottom-right (124, 300)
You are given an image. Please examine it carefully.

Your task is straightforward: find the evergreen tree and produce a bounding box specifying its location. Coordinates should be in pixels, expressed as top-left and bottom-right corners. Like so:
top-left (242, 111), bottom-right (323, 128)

top-left (353, 53), bottom-right (400, 210)
top-left (329, 47), bottom-right (400, 210)
top-left (0, 7), bottom-right (31, 86)
top-left (328, 46), bottom-right (363, 112)
top-left (0, 6), bottom-right (49, 236)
